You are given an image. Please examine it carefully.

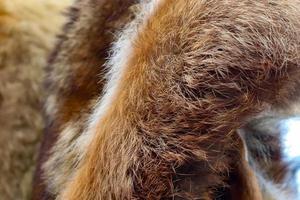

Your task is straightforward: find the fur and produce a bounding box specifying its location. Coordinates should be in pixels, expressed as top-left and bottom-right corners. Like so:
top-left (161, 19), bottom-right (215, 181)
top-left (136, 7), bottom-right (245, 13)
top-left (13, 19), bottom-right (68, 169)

top-left (33, 0), bottom-right (138, 199)
top-left (0, 0), bottom-right (71, 199)
top-left (35, 0), bottom-right (300, 199)
top-left (242, 116), bottom-right (300, 199)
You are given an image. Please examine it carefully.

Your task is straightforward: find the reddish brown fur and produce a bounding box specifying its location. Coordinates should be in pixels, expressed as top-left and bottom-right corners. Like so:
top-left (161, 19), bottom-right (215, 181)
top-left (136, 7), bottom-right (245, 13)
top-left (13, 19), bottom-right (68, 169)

top-left (33, 0), bottom-right (137, 199)
top-left (36, 0), bottom-right (300, 199)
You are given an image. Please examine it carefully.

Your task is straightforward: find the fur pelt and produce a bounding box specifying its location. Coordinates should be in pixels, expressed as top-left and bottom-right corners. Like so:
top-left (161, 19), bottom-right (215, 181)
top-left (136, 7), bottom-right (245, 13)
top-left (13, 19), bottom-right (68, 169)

top-left (34, 0), bottom-right (300, 199)
top-left (0, 0), bottom-right (71, 199)
top-left (241, 116), bottom-right (300, 200)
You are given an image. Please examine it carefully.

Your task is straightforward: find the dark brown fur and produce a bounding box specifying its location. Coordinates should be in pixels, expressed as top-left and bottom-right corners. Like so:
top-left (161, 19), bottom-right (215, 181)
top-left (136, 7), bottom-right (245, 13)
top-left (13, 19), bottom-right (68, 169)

top-left (35, 0), bottom-right (300, 199)
top-left (33, 0), bottom-right (138, 199)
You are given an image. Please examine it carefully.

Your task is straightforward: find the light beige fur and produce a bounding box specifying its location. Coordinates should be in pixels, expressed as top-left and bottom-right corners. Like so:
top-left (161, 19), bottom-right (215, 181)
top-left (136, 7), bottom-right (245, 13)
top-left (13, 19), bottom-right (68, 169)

top-left (0, 0), bottom-right (71, 199)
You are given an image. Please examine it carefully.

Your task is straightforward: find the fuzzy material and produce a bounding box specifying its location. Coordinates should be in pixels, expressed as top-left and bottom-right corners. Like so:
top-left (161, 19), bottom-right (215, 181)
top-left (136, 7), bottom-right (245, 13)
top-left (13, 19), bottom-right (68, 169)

top-left (36, 0), bottom-right (300, 199)
top-left (241, 116), bottom-right (298, 199)
top-left (32, 1), bottom-right (139, 199)
top-left (0, 0), bottom-right (71, 199)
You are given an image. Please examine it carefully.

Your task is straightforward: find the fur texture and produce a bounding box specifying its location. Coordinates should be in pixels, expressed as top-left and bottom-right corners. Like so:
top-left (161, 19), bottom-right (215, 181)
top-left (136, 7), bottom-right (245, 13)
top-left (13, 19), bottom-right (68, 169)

top-left (241, 116), bottom-right (299, 199)
top-left (0, 0), bottom-right (71, 199)
top-left (35, 0), bottom-right (300, 199)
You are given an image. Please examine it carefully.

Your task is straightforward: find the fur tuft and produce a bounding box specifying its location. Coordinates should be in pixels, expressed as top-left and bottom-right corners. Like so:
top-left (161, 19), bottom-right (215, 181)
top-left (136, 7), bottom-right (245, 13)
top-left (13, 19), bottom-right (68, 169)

top-left (36, 0), bottom-right (300, 199)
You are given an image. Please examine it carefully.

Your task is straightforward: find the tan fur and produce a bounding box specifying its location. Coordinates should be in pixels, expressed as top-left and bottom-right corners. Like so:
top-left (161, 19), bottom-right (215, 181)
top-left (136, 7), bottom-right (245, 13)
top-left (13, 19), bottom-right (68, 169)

top-left (33, 0), bottom-right (138, 199)
top-left (36, 0), bottom-right (300, 199)
top-left (0, 0), bottom-right (71, 199)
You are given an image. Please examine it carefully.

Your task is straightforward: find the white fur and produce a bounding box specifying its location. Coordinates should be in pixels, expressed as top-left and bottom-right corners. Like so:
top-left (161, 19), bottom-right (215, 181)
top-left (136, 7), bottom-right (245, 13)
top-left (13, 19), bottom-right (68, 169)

top-left (279, 117), bottom-right (300, 199)
top-left (75, 0), bottom-right (163, 155)
top-left (43, 1), bottom-right (164, 196)
top-left (257, 172), bottom-right (296, 200)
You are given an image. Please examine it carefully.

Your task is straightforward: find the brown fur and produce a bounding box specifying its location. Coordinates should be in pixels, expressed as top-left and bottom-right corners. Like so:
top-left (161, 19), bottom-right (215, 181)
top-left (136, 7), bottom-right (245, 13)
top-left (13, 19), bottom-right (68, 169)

top-left (36, 0), bottom-right (300, 199)
top-left (33, 0), bottom-right (138, 199)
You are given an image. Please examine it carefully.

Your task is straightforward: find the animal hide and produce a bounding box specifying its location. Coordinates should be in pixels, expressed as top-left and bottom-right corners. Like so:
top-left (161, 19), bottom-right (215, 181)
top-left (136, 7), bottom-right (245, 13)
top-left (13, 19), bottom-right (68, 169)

top-left (34, 0), bottom-right (300, 199)
top-left (0, 0), bottom-right (71, 199)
